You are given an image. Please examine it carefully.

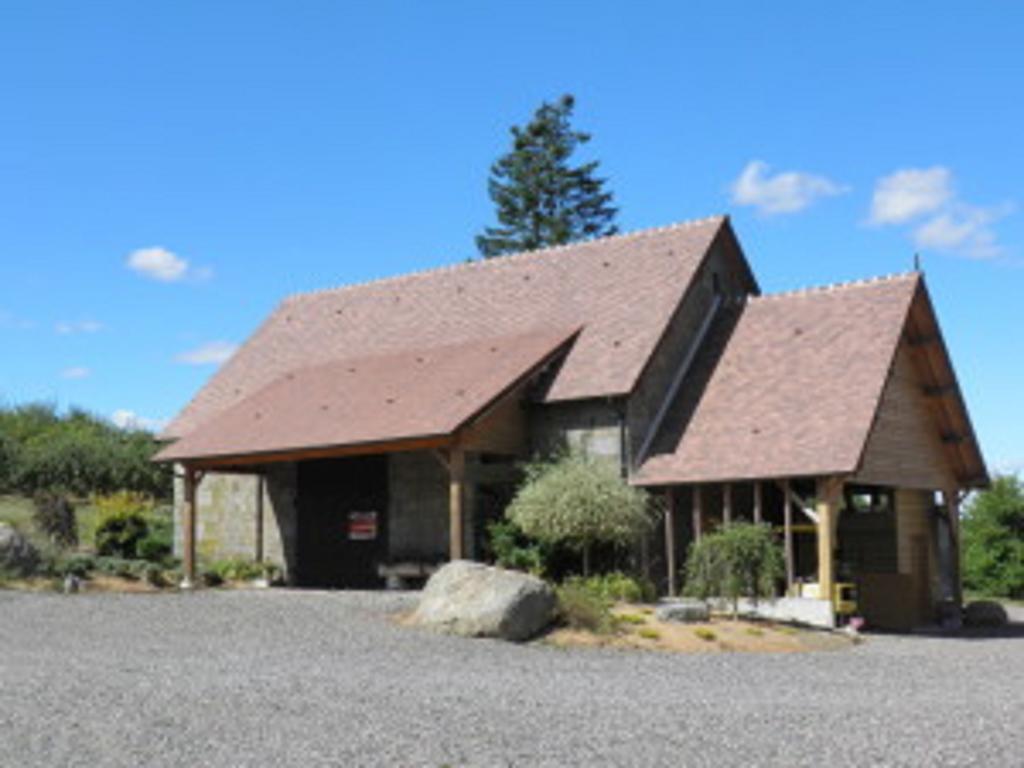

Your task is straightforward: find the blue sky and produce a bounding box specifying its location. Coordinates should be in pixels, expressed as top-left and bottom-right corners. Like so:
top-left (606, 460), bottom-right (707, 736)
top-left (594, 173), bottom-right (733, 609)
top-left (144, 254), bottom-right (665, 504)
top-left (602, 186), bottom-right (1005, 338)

top-left (0, 2), bottom-right (1021, 472)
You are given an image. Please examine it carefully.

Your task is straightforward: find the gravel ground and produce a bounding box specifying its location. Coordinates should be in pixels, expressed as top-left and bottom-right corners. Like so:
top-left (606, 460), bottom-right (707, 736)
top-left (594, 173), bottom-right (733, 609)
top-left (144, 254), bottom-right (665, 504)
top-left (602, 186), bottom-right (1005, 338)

top-left (2, 590), bottom-right (1022, 768)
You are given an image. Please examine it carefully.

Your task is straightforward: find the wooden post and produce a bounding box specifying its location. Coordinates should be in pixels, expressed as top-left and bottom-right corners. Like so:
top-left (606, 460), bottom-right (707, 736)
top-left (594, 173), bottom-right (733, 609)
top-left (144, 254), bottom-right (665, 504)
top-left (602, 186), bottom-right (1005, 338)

top-left (664, 488), bottom-right (677, 597)
top-left (783, 479), bottom-right (794, 592)
top-left (753, 481), bottom-right (763, 524)
top-left (816, 477), bottom-right (842, 605)
top-left (722, 483), bottom-right (732, 527)
top-left (692, 485), bottom-right (703, 543)
top-left (254, 474), bottom-right (265, 563)
top-left (945, 486), bottom-right (963, 608)
top-left (448, 446), bottom-right (465, 561)
top-left (181, 466), bottom-right (198, 589)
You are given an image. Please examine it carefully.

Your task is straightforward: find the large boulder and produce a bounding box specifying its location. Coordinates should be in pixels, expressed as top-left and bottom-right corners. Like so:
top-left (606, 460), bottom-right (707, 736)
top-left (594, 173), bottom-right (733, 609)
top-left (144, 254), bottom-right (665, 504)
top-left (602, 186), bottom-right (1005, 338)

top-left (0, 523), bottom-right (40, 577)
top-left (964, 600), bottom-right (1009, 628)
top-left (411, 560), bottom-right (555, 641)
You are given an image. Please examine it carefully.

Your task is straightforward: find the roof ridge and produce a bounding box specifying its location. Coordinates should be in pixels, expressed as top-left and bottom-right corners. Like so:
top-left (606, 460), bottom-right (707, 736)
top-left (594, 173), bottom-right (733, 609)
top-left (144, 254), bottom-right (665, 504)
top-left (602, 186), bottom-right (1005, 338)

top-left (751, 271), bottom-right (920, 302)
top-left (283, 214), bottom-right (728, 303)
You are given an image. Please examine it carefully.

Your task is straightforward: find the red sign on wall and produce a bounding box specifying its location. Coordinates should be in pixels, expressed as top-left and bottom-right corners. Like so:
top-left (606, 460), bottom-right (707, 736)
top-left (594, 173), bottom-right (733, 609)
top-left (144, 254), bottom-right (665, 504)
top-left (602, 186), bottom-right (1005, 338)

top-left (348, 511), bottom-right (378, 541)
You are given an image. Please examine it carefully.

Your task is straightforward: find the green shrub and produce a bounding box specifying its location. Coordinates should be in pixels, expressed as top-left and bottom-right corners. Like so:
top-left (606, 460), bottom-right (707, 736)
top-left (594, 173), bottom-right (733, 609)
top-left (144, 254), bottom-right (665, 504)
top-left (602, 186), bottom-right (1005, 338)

top-left (32, 491), bottom-right (78, 548)
top-left (962, 474), bottom-right (1024, 599)
top-left (693, 627), bottom-right (717, 642)
top-left (572, 571), bottom-right (655, 604)
top-left (507, 451), bottom-right (657, 575)
top-left (205, 558), bottom-right (265, 583)
top-left (554, 581), bottom-right (616, 634)
top-left (617, 613), bottom-right (647, 625)
top-left (684, 522), bottom-right (784, 619)
top-left (94, 510), bottom-right (149, 559)
top-left (93, 556), bottom-right (147, 580)
top-left (56, 553), bottom-right (96, 578)
top-left (486, 519), bottom-right (547, 574)
top-left (637, 627), bottom-right (661, 640)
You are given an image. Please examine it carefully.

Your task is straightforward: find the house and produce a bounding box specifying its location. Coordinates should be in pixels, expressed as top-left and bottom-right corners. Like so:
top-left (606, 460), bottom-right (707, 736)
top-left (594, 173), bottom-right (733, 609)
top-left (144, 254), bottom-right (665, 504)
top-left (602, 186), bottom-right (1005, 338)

top-left (156, 215), bottom-right (987, 629)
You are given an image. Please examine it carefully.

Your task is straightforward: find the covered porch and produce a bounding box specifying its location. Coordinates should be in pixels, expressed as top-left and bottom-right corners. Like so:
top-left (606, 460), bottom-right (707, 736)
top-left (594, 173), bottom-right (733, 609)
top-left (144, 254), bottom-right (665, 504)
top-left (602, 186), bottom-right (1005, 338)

top-left (656, 476), bottom-right (965, 628)
top-left (159, 327), bottom-right (579, 589)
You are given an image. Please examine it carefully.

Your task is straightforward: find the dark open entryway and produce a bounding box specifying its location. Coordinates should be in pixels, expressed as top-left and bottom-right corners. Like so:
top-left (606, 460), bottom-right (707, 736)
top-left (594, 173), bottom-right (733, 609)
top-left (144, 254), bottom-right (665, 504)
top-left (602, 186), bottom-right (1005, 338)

top-left (296, 455), bottom-right (389, 588)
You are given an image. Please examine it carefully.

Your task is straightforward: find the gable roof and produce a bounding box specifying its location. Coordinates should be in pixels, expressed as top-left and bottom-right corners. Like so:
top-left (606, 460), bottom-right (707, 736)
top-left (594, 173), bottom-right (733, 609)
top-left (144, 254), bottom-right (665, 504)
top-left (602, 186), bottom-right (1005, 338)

top-left (163, 215), bottom-right (737, 440)
top-left (635, 272), bottom-right (987, 488)
top-left (157, 327), bottom-right (579, 464)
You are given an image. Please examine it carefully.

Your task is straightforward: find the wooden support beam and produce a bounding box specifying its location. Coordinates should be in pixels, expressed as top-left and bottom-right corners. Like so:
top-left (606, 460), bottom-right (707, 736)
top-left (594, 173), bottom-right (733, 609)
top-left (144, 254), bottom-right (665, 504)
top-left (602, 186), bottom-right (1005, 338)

top-left (254, 474), bottom-right (265, 564)
top-left (922, 384), bottom-right (956, 398)
top-left (753, 481), bottom-right (763, 525)
top-left (664, 488), bottom-right (677, 597)
top-left (448, 446), bottom-right (466, 561)
top-left (944, 486), bottom-right (964, 608)
top-left (692, 485), bottom-right (703, 543)
top-left (181, 467), bottom-right (199, 589)
top-left (941, 433), bottom-right (966, 445)
top-left (815, 477), bottom-right (844, 606)
top-left (783, 479), bottom-right (794, 592)
top-left (907, 334), bottom-right (937, 347)
top-left (722, 483), bottom-right (732, 527)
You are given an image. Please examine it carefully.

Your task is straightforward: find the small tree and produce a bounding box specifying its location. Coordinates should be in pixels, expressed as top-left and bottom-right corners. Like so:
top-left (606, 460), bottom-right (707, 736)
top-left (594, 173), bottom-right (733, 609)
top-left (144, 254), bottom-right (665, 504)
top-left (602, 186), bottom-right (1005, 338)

top-left (684, 523), bottom-right (784, 619)
top-left (476, 94), bottom-right (618, 257)
top-left (962, 474), bottom-right (1024, 599)
top-left (505, 452), bottom-right (655, 576)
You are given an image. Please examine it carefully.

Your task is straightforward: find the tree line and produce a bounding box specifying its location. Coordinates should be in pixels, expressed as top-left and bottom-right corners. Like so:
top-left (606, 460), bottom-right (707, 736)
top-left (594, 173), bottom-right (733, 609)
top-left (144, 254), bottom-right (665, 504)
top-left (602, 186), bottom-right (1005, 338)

top-left (0, 403), bottom-right (171, 499)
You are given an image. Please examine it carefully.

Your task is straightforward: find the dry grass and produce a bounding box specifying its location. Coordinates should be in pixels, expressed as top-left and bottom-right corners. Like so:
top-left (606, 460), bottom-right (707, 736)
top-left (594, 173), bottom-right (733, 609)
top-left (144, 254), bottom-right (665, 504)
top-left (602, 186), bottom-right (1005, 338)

top-left (543, 602), bottom-right (855, 654)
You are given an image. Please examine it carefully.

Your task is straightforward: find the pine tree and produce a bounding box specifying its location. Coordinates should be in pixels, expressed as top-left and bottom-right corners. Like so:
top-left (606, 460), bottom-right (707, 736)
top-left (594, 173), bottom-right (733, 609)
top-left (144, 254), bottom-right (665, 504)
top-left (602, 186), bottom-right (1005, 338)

top-left (476, 95), bottom-right (619, 258)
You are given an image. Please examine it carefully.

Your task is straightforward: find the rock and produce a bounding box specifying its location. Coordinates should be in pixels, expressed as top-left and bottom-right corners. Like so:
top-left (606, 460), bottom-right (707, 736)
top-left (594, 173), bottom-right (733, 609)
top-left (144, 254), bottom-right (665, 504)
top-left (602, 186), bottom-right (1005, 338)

top-left (0, 523), bottom-right (39, 577)
top-left (964, 600), bottom-right (1009, 628)
top-left (63, 574), bottom-right (81, 594)
top-left (655, 599), bottom-right (710, 623)
top-left (411, 560), bottom-right (555, 641)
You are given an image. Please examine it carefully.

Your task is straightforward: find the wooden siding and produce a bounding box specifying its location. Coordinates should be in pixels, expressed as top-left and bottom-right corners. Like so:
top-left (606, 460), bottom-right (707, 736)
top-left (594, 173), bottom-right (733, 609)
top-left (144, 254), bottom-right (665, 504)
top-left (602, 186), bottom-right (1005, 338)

top-left (855, 343), bottom-right (956, 490)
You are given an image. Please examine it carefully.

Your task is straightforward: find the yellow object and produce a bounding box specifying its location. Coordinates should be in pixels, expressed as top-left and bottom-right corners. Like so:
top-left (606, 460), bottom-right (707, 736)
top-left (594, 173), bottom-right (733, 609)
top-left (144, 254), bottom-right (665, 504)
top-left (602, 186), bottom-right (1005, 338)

top-left (795, 581), bottom-right (858, 615)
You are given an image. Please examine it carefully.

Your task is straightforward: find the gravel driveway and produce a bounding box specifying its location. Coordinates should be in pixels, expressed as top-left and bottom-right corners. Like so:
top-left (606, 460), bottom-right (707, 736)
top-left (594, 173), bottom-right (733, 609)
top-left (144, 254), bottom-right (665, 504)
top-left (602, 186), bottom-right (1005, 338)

top-left (2, 589), bottom-right (1022, 767)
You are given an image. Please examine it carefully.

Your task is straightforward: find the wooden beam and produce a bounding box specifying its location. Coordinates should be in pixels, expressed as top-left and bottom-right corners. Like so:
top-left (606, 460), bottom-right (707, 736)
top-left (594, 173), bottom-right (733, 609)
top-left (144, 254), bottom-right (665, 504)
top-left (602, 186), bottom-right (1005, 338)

top-left (907, 334), bottom-right (937, 347)
top-left (783, 479), bottom-right (794, 592)
top-left (448, 446), bottom-right (466, 561)
top-left (664, 488), bottom-right (677, 597)
top-left (181, 467), bottom-right (199, 589)
top-left (722, 483), bottom-right (732, 527)
top-left (176, 434), bottom-right (454, 470)
top-left (753, 481), bottom-right (763, 525)
top-left (254, 474), bottom-right (265, 564)
top-left (944, 486), bottom-right (964, 608)
top-left (815, 477), bottom-right (844, 606)
top-left (922, 384), bottom-right (956, 398)
top-left (692, 485), bottom-right (703, 543)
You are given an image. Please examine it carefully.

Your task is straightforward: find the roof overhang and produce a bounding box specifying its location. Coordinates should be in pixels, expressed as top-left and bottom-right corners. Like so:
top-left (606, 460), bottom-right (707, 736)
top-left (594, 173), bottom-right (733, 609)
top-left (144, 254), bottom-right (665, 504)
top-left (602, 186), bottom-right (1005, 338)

top-left (156, 326), bottom-right (579, 467)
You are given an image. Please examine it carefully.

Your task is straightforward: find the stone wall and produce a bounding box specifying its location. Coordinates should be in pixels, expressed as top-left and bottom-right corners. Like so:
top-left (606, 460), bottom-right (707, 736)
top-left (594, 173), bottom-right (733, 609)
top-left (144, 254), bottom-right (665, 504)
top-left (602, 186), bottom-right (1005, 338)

top-left (173, 462), bottom-right (298, 582)
top-left (387, 451), bottom-right (449, 562)
top-left (528, 399), bottom-right (625, 469)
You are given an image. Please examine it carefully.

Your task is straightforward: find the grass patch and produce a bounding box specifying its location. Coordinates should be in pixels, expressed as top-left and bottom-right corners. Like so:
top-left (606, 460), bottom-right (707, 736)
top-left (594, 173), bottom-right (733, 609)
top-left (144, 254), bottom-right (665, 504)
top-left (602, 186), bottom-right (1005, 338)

top-left (693, 627), bottom-right (717, 642)
top-left (555, 582), bottom-right (616, 635)
top-left (637, 627), bottom-right (661, 640)
top-left (745, 626), bottom-right (765, 637)
top-left (617, 613), bottom-right (647, 625)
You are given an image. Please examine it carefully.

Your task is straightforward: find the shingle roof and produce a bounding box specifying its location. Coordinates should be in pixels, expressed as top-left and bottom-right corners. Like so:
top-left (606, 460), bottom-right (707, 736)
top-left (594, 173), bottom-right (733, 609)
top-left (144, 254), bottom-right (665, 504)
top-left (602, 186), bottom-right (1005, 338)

top-left (156, 327), bottom-right (578, 463)
top-left (635, 273), bottom-right (922, 485)
top-left (163, 215), bottom-right (730, 440)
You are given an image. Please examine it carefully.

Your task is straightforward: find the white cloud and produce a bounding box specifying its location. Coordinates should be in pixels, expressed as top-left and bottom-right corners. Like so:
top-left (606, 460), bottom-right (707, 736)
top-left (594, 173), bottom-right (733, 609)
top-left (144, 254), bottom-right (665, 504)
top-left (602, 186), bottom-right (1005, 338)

top-left (913, 204), bottom-right (1010, 260)
top-left (61, 366), bottom-right (91, 380)
top-left (126, 247), bottom-right (194, 282)
top-left (730, 160), bottom-right (846, 215)
top-left (870, 166), bottom-right (1012, 259)
top-left (175, 340), bottom-right (238, 365)
top-left (55, 319), bottom-right (103, 335)
top-left (111, 409), bottom-right (167, 431)
top-left (869, 167), bottom-right (954, 225)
